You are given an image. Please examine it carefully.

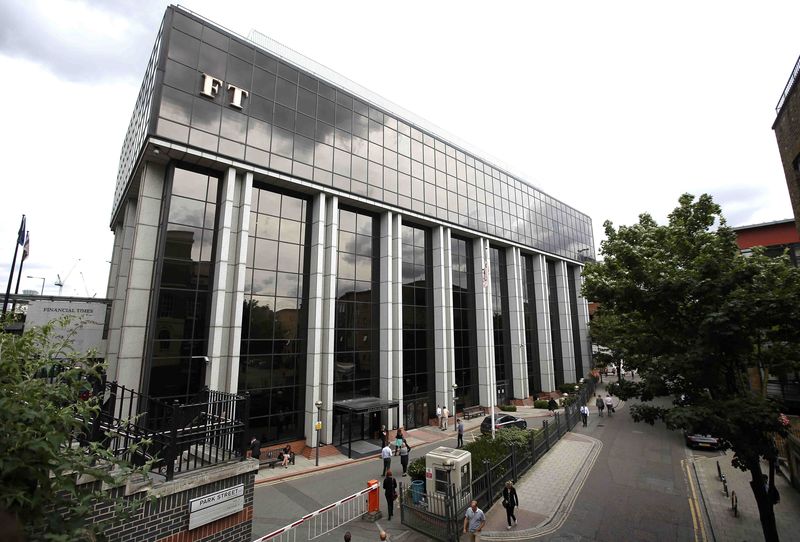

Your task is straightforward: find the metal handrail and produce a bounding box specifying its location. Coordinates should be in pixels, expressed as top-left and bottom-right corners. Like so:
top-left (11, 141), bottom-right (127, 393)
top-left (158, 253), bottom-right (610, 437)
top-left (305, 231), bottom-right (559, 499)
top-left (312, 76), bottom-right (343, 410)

top-left (776, 54), bottom-right (800, 114)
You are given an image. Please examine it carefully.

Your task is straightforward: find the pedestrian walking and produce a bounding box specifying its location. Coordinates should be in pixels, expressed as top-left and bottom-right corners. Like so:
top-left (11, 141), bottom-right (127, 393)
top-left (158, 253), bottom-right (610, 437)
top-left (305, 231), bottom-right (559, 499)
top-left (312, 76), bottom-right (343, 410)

top-left (436, 405), bottom-right (443, 429)
top-left (343, 532), bottom-right (351, 542)
top-left (381, 443), bottom-right (392, 476)
top-left (457, 418), bottom-right (464, 448)
top-left (382, 470), bottom-right (398, 520)
top-left (502, 481), bottom-right (519, 530)
top-left (379, 531), bottom-right (387, 541)
top-left (547, 398), bottom-right (558, 416)
top-left (394, 427), bottom-right (404, 456)
top-left (580, 404), bottom-right (589, 427)
top-left (442, 406), bottom-right (450, 430)
top-left (595, 394), bottom-right (605, 417)
top-left (463, 500), bottom-right (486, 541)
top-left (249, 436), bottom-right (261, 460)
top-left (382, 425), bottom-right (389, 447)
top-left (604, 394), bottom-right (614, 416)
top-left (399, 440), bottom-right (411, 476)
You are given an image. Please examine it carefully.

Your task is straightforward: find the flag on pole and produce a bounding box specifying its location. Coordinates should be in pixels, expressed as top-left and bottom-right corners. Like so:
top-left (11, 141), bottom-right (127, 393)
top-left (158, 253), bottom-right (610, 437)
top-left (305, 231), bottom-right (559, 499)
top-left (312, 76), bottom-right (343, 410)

top-left (17, 216), bottom-right (26, 245)
top-left (21, 232), bottom-right (29, 262)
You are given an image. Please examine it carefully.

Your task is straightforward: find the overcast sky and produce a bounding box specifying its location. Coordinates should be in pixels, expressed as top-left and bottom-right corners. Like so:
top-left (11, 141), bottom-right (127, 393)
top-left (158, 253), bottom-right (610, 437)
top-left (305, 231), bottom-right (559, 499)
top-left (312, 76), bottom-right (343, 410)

top-left (1, 0), bottom-right (797, 298)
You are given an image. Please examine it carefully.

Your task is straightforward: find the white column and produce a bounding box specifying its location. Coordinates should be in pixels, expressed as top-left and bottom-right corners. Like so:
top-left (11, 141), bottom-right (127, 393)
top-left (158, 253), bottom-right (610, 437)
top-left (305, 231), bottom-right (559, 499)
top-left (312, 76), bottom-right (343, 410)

top-left (106, 201), bottom-right (138, 382)
top-left (443, 228), bottom-right (456, 417)
top-left (379, 211), bottom-right (395, 428)
top-left (506, 247), bottom-right (527, 400)
top-left (206, 167), bottom-right (237, 390)
top-left (532, 254), bottom-right (555, 392)
top-left (555, 260), bottom-right (576, 383)
top-left (432, 226), bottom-right (452, 412)
top-left (305, 192), bottom-right (327, 448)
top-left (572, 265), bottom-right (592, 379)
top-left (117, 162), bottom-right (165, 391)
top-left (391, 214), bottom-right (403, 425)
top-left (472, 238), bottom-right (494, 407)
top-left (225, 171), bottom-right (253, 393)
top-left (319, 196), bottom-right (339, 444)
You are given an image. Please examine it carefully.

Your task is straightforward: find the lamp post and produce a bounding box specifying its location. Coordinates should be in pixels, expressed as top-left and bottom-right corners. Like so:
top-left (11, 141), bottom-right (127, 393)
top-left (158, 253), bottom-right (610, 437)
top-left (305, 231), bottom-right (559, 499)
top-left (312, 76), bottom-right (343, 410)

top-left (27, 275), bottom-right (45, 295)
top-left (314, 399), bottom-right (323, 466)
top-left (451, 383), bottom-right (458, 431)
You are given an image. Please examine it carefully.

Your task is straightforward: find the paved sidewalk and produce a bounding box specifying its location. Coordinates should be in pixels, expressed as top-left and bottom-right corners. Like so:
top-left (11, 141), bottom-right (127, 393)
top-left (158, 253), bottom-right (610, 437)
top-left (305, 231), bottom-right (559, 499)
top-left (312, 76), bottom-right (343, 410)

top-left (480, 432), bottom-right (602, 540)
top-left (693, 454), bottom-right (800, 541)
top-left (253, 407), bottom-right (558, 486)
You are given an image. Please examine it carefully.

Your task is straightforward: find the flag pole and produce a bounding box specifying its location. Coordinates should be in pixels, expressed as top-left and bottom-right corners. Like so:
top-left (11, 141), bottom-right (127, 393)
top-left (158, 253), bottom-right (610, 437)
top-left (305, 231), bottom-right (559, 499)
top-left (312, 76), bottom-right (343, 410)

top-left (2, 215), bottom-right (25, 318)
top-left (10, 232), bottom-right (28, 312)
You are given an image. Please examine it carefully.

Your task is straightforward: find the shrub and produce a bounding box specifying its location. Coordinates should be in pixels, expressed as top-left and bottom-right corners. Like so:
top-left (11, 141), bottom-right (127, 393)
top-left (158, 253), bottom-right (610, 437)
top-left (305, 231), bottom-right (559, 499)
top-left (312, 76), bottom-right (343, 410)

top-left (499, 404), bottom-right (517, 412)
top-left (464, 427), bottom-right (533, 476)
top-left (533, 400), bottom-right (550, 409)
top-left (561, 395), bottom-right (578, 407)
top-left (407, 457), bottom-right (426, 481)
top-left (557, 382), bottom-right (578, 394)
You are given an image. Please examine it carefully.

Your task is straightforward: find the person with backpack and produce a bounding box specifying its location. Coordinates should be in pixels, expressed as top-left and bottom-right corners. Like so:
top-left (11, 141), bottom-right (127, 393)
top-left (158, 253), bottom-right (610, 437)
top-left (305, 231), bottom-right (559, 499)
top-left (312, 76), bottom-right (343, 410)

top-left (595, 394), bottom-right (605, 417)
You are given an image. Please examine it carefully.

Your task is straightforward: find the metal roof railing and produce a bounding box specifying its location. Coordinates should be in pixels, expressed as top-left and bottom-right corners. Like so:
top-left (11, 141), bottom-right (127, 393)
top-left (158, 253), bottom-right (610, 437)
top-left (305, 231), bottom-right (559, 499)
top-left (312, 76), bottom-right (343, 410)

top-left (776, 54), bottom-right (800, 115)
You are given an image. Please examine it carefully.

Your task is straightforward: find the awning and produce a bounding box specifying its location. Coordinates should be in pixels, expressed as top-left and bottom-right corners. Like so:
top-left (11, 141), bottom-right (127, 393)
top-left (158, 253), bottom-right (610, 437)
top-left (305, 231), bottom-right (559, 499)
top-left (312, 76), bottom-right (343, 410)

top-left (333, 396), bottom-right (399, 415)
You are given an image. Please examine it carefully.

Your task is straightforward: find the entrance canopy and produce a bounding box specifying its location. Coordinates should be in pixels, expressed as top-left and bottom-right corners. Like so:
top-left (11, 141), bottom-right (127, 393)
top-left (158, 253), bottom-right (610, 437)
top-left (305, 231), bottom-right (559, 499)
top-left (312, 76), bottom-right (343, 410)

top-left (333, 397), bottom-right (399, 414)
top-left (333, 397), bottom-right (400, 458)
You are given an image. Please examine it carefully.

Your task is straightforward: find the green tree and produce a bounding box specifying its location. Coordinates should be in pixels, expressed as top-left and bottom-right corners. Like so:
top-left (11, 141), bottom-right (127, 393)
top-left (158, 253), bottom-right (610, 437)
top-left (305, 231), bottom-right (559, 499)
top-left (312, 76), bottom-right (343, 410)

top-left (583, 194), bottom-right (800, 542)
top-left (0, 317), bottom-right (147, 541)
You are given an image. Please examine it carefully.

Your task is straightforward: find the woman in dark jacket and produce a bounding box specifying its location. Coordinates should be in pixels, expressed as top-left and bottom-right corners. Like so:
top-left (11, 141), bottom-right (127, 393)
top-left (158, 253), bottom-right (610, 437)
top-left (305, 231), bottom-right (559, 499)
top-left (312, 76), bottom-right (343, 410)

top-left (382, 469), bottom-right (398, 520)
top-left (502, 480), bottom-right (519, 529)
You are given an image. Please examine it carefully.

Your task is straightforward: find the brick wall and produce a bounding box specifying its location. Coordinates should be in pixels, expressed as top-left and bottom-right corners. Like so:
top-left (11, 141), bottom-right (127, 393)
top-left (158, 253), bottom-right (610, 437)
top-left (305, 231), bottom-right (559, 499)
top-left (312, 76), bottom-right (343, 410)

top-left (773, 67), bottom-right (800, 234)
top-left (54, 460), bottom-right (259, 542)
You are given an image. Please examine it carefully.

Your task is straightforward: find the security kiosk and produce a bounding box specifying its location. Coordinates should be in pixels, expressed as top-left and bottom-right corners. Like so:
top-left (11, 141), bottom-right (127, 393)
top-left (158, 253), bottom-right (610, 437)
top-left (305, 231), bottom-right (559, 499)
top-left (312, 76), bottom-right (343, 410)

top-left (424, 446), bottom-right (472, 511)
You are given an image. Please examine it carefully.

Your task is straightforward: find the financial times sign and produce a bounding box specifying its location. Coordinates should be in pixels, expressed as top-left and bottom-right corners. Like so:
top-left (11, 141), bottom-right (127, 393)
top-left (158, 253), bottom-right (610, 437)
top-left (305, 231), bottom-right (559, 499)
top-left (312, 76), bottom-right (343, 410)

top-left (26, 300), bottom-right (106, 355)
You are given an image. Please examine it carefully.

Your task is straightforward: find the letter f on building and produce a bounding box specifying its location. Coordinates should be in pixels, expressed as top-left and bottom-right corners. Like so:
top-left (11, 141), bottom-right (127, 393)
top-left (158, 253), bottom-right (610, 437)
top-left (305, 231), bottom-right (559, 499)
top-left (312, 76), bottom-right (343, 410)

top-left (200, 73), bottom-right (223, 99)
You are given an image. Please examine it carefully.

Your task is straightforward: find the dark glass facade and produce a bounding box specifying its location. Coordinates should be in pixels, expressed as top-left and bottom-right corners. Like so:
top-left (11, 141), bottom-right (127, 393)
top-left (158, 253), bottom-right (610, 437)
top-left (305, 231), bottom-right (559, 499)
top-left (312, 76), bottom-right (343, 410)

top-left (148, 166), bottom-right (218, 401)
top-left (451, 237), bottom-right (477, 409)
top-left (402, 224), bottom-right (432, 428)
top-left (333, 209), bottom-right (379, 400)
top-left (116, 6), bottom-right (594, 263)
top-left (520, 254), bottom-right (541, 396)
top-left (239, 186), bottom-right (309, 443)
top-left (489, 247), bottom-right (512, 403)
top-left (567, 266), bottom-right (584, 380)
top-left (547, 260), bottom-right (564, 387)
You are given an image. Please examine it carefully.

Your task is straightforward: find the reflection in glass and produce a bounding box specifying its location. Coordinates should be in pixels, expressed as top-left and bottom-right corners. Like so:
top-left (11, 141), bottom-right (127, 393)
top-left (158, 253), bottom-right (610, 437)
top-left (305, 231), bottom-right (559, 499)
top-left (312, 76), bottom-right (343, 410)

top-left (240, 186), bottom-right (309, 445)
top-left (334, 208), bottom-right (378, 401)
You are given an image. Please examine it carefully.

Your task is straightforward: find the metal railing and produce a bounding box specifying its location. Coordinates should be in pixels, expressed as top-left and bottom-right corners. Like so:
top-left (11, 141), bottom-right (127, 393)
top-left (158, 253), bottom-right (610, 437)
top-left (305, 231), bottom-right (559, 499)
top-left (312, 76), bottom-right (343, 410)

top-left (776, 54), bottom-right (800, 114)
top-left (75, 381), bottom-right (249, 480)
top-left (253, 483), bottom-right (378, 542)
top-left (399, 378), bottom-right (595, 541)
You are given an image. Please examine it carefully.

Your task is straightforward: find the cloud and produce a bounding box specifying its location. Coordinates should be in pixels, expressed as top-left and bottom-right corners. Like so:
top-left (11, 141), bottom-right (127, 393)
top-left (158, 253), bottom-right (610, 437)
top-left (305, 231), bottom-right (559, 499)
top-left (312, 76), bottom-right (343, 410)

top-left (0, 0), bottom-right (164, 82)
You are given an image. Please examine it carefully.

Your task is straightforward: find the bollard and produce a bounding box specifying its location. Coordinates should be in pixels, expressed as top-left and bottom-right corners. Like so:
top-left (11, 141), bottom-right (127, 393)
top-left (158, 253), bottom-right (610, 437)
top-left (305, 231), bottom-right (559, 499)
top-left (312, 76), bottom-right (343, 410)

top-left (367, 480), bottom-right (380, 513)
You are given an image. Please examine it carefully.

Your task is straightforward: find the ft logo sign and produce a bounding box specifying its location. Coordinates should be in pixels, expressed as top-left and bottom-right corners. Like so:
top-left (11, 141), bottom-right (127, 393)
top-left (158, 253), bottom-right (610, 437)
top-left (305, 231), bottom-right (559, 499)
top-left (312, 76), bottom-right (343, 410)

top-left (199, 73), bottom-right (249, 109)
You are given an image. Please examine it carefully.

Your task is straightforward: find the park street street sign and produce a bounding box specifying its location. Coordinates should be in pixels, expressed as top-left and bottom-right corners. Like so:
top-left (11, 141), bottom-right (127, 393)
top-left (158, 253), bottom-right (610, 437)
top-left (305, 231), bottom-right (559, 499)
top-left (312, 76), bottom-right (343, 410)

top-left (188, 484), bottom-right (244, 530)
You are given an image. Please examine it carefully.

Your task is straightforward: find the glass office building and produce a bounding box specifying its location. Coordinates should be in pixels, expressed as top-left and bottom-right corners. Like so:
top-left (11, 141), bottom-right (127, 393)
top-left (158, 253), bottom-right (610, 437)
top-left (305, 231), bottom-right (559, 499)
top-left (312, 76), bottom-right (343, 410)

top-left (105, 5), bottom-right (594, 449)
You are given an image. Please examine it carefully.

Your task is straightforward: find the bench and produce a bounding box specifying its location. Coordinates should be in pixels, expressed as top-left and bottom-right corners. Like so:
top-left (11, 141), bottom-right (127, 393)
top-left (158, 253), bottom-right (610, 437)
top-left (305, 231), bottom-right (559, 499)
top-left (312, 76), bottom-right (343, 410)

top-left (463, 406), bottom-right (485, 420)
top-left (258, 449), bottom-right (295, 469)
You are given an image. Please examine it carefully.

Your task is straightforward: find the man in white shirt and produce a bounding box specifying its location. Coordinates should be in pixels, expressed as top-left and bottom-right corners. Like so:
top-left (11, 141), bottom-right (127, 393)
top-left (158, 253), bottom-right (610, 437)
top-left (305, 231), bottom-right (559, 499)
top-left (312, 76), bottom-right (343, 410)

top-left (604, 394), bottom-right (614, 416)
top-left (381, 444), bottom-right (392, 476)
top-left (579, 405), bottom-right (589, 427)
top-left (463, 500), bottom-right (486, 541)
top-left (436, 405), bottom-right (443, 429)
top-left (442, 406), bottom-right (449, 430)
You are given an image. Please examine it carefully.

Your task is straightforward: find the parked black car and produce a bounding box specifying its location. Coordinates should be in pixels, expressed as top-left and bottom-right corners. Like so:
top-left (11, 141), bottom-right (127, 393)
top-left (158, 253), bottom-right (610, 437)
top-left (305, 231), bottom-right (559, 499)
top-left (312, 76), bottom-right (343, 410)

top-left (480, 414), bottom-right (527, 434)
top-left (684, 432), bottom-right (722, 449)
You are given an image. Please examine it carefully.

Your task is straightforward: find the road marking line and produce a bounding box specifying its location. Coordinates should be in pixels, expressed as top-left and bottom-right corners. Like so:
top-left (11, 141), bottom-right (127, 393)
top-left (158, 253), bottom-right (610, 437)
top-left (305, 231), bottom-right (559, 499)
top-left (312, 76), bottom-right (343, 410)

top-left (683, 459), bottom-right (707, 542)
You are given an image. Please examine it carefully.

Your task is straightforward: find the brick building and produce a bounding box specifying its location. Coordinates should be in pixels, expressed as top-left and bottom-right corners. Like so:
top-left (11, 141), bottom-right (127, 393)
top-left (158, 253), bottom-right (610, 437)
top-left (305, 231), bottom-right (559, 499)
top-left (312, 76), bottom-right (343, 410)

top-left (773, 54), bottom-right (800, 233)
